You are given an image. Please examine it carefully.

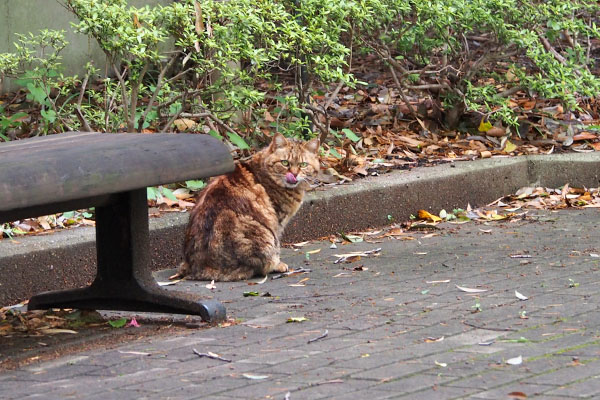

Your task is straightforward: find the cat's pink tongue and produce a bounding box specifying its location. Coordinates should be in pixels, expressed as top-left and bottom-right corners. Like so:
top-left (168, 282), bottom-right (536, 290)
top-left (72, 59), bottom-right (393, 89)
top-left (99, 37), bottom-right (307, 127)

top-left (285, 172), bottom-right (298, 184)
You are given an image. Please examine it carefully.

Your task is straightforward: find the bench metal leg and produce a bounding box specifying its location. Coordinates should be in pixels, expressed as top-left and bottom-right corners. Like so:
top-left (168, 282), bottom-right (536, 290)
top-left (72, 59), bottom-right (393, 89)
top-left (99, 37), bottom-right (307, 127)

top-left (28, 189), bottom-right (226, 323)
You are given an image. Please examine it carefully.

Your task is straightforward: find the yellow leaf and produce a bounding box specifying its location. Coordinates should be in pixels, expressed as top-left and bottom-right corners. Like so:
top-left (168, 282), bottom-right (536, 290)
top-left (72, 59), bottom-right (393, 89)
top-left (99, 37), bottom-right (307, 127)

top-left (504, 139), bottom-right (517, 153)
top-left (173, 118), bottom-right (197, 131)
top-left (132, 13), bottom-right (141, 28)
top-left (478, 118), bottom-right (493, 132)
top-left (417, 210), bottom-right (442, 222)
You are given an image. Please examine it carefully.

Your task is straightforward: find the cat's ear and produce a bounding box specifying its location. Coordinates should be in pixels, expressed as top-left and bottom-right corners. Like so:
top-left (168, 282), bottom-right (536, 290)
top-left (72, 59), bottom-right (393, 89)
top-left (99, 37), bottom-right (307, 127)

top-left (304, 138), bottom-right (320, 154)
top-left (270, 132), bottom-right (288, 149)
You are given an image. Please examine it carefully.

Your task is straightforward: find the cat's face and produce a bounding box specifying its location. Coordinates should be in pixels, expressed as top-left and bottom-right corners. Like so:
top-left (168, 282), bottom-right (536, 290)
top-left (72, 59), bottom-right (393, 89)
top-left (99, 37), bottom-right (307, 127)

top-left (262, 133), bottom-right (320, 189)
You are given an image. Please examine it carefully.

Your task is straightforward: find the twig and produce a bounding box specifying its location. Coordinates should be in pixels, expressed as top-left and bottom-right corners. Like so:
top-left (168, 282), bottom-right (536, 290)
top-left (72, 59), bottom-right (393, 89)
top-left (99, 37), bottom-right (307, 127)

top-left (271, 267), bottom-right (312, 280)
top-left (111, 61), bottom-right (130, 131)
top-left (128, 62), bottom-right (149, 132)
top-left (162, 90), bottom-right (188, 132)
top-left (463, 321), bottom-right (516, 332)
top-left (387, 65), bottom-right (419, 121)
top-left (323, 81), bottom-right (344, 111)
top-left (302, 104), bottom-right (330, 144)
top-left (139, 53), bottom-right (179, 131)
top-left (192, 348), bottom-right (232, 362)
top-left (105, 68), bottom-right (127, 131)
top-left (75, 71), bottom-right (92, 132)
top-left (308, 330), bottom-right (328, 344)
top-left (200, 106), bottom-right (238, 136)
top-left (497, 86), bottom-right (524, 98)
top-left (178, 112), bottom-right (211, 119)
top-left (159, 89), bottom-right (202, 112)
top-left (537, 31), bottom-right (581, 76)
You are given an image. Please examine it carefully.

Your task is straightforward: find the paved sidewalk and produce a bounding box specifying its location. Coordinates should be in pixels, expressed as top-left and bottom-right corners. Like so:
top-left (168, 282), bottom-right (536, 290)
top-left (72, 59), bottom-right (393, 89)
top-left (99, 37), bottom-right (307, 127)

top-left (2, 208), bottom-right (600, 399)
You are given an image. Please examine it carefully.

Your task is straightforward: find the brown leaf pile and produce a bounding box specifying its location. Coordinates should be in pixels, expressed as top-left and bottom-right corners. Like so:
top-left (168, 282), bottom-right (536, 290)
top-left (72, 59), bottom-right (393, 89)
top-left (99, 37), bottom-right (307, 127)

top-left (0, 307), bottom-right (105, 337)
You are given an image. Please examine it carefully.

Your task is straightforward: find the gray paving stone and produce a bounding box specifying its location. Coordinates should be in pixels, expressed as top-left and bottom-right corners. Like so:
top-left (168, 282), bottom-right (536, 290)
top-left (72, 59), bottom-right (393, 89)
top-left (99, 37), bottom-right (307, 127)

top-left (544, 375), bottom-right (600, 399)
top-left (524, 359), bottom-right (600, 386)
top-left (392, 385), bottom-right (481, 399)
top-left (368, 372), bottom-right (457, 395)
top-left (4, 208), bottom-right (600, 400)
top-left (469, 382), bottom-right (557, 399)
top-left (444, 369), bottom-right (528, 390)
top-left (284, 378), bottom-right (374, 400)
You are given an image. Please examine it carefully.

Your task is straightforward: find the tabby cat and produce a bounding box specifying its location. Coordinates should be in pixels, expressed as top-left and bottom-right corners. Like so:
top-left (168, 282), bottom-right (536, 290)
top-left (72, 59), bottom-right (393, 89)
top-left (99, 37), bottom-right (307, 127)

top-left (178, 132), bottom-right (320, 281)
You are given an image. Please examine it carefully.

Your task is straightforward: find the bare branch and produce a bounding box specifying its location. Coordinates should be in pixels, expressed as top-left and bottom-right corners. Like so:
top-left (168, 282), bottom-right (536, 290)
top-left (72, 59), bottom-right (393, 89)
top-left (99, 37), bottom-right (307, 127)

top-left (303, 104), bottom-right (330, 144)
top-left (75, 71), bottom-right (92, 132)
top-left (112, 62), bottom-right (130, 131)
top-left (537, 31), bottom-right (581, 76)
top-left (162, 90), bottom-right (188, 132)
top-left (497, 85), bottom-right (524, 98)
top-left (323, 81), bottom-right (344, 111)
top-left (139, 54), bottom-right (179, 132)
top-left (128, 62), bottom-right (149, 132)
top-left (388, 65), bottom-right (419, 121)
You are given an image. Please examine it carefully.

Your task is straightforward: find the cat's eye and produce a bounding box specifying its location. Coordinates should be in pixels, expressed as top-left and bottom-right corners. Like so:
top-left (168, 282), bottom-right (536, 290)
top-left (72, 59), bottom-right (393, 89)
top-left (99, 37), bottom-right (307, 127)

top-left (280, 160), bottom-right (289, 166)
top-left (299, 162), bottom-right (308, 168)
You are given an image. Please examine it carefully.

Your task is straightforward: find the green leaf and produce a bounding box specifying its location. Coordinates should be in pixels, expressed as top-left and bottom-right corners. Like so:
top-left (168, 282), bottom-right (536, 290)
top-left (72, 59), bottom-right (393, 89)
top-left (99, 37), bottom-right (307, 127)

top-left (185, 180), bottom-right (206, 190)
top-left (8, 112), bottom-right (29, 122)
top-left (40, 109), bottom-right (56, 123)
top-left (499, 337), bottom-right (530, 343)
top-left (287, 316), bottom-right (308, 323)
top-left (160, 187), bottom-right (178, 201)
top-left (329, 148), bottom-right (343, 159)
top-left (340, 233), bottom-right (363, 243)
top-left (342, 128), bottom-right (360, 142)
top-left (207, 129), bottom-right (223, 140)
top-left (108, 317), bottom-right (127, 328)
top-left (26, 83), bottom-right (49, 105)
top-left (147, 187), bottom-right (159, 201)
top-left (227, 131), bottom-right (250, 150)
top-left (243, 291), bottom-right (260, 297)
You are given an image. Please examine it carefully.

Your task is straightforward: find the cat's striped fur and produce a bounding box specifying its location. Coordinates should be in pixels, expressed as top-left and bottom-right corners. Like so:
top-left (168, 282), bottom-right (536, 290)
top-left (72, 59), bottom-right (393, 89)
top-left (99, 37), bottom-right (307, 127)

top-left (179, 132), bottom-right (320, 281)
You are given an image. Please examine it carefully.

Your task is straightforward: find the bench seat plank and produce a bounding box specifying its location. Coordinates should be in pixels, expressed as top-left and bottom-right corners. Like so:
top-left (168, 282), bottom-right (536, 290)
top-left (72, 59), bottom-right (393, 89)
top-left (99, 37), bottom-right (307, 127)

top-left (0, 132), bottom-right (233, 218)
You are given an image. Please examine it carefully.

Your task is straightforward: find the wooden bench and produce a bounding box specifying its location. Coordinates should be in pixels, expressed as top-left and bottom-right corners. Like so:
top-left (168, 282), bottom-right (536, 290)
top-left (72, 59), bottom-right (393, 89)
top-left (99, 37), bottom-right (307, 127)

top-left (0, 132), bottom-right (234, 322)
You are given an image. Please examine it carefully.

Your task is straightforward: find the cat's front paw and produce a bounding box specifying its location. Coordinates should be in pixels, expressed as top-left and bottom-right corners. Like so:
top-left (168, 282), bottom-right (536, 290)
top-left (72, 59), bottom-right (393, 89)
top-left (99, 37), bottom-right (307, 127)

top-left (273, 261), bottom-right (289, 273)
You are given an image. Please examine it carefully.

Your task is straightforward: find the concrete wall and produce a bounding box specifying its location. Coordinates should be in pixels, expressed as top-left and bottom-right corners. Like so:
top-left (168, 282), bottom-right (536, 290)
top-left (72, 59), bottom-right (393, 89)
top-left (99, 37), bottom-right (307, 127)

top-left (0, 0), bottom-right (171, 91)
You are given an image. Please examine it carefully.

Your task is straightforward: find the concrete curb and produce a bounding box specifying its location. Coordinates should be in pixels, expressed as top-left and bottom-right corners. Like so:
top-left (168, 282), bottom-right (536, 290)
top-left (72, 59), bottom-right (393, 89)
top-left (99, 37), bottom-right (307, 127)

top-left (1, 153), bottom-right (599, 305)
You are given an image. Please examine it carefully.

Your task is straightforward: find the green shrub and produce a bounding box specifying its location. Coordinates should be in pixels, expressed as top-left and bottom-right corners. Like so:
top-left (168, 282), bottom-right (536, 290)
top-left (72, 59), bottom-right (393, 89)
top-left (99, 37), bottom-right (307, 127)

top-left (1, 0), bottom-right (598, 142)
top-left (356, 0), bottom-right (600, 129)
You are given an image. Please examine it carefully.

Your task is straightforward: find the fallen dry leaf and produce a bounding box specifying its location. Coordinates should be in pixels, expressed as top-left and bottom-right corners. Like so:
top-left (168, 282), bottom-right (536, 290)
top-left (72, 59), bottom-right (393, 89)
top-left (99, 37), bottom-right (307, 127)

top-left (506, 355), bottom-right (523, 365)
top-left (515, 290), bottom-right (528, 301)
top-left (205, 280), bottom-right (216, 290)
top-left (417, 209), bottom-right (442, 222)
top-left (173, 118), bottom-right (197, 131)
top-left (508, 391), bottom-right (528, 399)
top-left (456, 285), bottom-right (488, 293)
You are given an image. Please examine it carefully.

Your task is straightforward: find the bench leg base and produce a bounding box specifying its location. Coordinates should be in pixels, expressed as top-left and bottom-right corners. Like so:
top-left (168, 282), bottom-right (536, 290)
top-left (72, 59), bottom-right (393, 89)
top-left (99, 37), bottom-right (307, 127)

top-left (27, 283), bottom-right (226, 323)
top-left (27, 189), bottom-right (226, 323)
